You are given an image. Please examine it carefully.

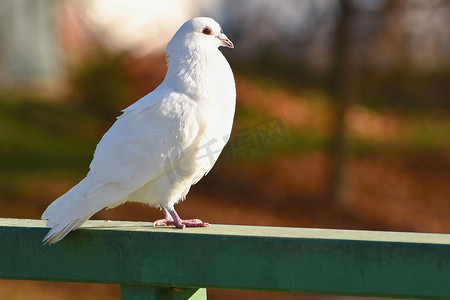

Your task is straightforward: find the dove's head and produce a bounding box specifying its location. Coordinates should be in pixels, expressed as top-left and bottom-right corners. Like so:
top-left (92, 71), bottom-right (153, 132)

top-left (166, 17), bottom-right (234, 57)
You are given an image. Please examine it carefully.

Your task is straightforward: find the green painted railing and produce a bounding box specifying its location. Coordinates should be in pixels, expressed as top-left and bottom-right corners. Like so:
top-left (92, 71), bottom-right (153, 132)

top-left (0, 218), bottom-right (449, 299)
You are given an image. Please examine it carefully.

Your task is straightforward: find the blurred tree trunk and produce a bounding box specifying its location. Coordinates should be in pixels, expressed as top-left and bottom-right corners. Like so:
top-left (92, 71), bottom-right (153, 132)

top-left (324, 0), bottom-right (356, 204)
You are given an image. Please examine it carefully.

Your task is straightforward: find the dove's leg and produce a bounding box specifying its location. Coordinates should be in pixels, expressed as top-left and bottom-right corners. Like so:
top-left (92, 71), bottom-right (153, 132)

top-left (154, 206), bottom-right (210, 228)
top-left (153, 207), bottom-right (173, 227)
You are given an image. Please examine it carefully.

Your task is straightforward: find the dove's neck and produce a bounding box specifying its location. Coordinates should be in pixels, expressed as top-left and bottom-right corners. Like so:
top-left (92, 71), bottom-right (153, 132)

top-left (164, 44), bottom-right (225, 101)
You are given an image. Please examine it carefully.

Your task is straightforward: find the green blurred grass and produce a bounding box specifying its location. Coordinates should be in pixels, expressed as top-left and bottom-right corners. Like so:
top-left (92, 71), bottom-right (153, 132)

top-left (1, 91), bottom-right (449, 199)
top-left (0, 97), bottom-right (97, 191)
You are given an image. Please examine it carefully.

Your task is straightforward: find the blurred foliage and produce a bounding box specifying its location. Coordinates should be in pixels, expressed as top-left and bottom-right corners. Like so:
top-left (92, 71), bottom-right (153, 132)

top-left (232, 51), bottom-right (450, 115)
top-left (0, 96), bottom-right (95, 189)
top-left (71, 51), bottom-right (132, 122)
top-left (360, 67), bottom-right (450, 112)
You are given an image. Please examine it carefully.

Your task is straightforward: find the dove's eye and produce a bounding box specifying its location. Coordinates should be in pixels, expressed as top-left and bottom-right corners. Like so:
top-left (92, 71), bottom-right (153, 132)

top-left (202, 26), bottom-right (212, 35)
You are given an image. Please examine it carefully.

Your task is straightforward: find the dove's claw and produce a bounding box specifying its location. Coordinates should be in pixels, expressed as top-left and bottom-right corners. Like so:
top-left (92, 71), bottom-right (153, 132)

top-left (180, 219), bottom-right (210, 227)
top-left (174, 222), bottom-right (186, 229)
top-left (153, 218), bottom-right (172, 227)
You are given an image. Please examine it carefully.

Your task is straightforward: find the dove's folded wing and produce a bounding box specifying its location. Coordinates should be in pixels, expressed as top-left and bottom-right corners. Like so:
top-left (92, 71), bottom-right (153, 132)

top-left (90, 89), bottom-right (200, 192)
top-left (43, 90), bottom-right (200, 222)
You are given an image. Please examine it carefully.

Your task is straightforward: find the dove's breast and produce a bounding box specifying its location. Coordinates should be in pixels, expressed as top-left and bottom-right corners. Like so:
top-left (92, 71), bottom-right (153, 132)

top-left (194, 53), bottom-right (236, 173)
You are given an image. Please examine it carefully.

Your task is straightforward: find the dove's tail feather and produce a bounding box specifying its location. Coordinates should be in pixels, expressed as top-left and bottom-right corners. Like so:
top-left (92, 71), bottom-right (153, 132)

top-left (42, 177), bottom-right (130, 244)
top-left (42, 214), bottom-right (93, 244)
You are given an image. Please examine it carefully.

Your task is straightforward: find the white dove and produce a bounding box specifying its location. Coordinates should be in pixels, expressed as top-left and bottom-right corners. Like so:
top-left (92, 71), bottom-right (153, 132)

top-left (42, 17), bottom-right (236, 244)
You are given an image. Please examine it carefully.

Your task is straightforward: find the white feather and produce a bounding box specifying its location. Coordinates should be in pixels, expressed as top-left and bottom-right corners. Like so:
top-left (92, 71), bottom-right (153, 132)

top-left (42, 17), bottom-right (236, 243)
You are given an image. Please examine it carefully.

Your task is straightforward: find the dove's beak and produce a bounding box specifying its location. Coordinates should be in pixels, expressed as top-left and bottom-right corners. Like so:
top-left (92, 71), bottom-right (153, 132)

top-left (217, 33), bottom-right (234, 49)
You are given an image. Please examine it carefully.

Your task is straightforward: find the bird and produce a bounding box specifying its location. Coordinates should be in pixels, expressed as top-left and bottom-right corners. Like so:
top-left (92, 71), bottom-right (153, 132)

top-left (41, 17), bottom-right (236, 244)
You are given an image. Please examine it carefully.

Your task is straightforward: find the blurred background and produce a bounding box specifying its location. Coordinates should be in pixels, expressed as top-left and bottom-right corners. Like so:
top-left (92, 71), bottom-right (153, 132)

top-left (0, 0), bottom-right (449, 299)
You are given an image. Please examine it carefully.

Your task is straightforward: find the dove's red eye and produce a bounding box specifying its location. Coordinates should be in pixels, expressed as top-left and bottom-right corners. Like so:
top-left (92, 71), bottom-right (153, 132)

top-left (202, 26), bottom-right (212, 35)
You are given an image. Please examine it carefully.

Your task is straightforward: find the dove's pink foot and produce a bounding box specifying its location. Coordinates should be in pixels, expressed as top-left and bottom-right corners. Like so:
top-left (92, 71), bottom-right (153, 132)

top-left (153, 207), bottom-right (210, 229)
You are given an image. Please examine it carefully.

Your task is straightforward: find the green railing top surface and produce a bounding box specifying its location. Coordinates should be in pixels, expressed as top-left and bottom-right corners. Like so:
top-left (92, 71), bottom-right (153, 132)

top-left (1, 218), bottom-right (449, 299)
top-left (3, 217), bottom-right (450, 244)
